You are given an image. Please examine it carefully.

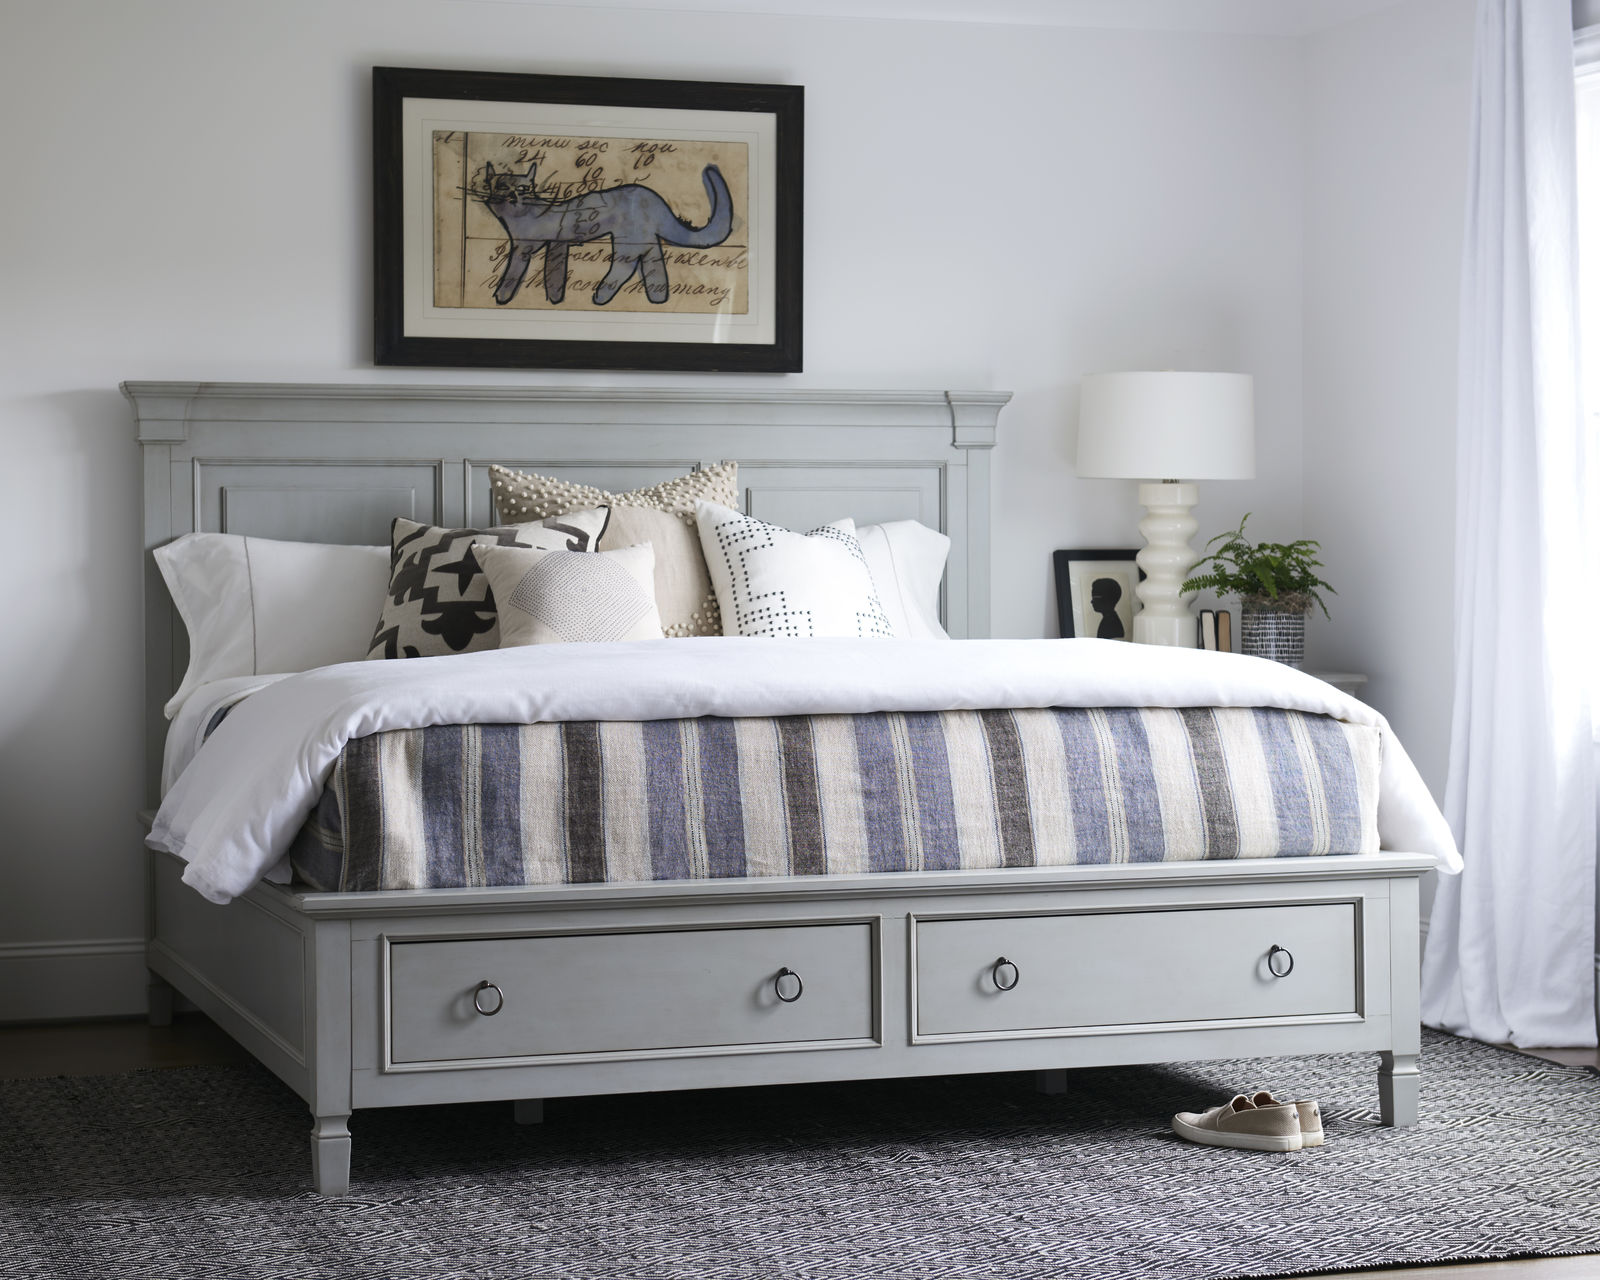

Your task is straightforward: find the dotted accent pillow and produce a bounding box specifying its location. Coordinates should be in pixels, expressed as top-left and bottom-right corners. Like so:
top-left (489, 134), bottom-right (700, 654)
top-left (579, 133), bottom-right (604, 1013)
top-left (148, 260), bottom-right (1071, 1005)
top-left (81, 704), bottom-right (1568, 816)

top-left (366, 510), bottom-right (609, 660)
top-left (694, 501), bottom-right (896, 639)
top-left (474, 543), bottom-right (664, 647)
top-left (489, 462), bottom-right (737, 638)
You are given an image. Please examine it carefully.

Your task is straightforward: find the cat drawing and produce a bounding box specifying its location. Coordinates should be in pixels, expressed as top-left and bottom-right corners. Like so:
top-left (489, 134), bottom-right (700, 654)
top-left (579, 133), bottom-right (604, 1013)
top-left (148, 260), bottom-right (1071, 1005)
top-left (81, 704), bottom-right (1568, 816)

top-left (481, 162), bottom-right (733, 307)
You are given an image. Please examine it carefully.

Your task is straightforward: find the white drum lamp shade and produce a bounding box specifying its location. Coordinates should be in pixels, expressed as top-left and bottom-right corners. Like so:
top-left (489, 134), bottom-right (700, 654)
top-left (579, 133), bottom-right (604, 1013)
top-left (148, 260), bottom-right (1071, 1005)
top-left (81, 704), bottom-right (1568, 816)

top-left (1075, 372), bottom-right (1255, 647)
top-left (1077, 373), bottom-right (1255, 480)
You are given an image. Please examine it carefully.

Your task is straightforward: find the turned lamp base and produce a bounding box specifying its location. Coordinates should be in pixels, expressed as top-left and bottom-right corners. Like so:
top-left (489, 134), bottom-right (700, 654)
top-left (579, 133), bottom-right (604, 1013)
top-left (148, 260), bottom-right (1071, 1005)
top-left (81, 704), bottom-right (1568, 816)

top-left (1132, 480), bottom-right (1199, 648)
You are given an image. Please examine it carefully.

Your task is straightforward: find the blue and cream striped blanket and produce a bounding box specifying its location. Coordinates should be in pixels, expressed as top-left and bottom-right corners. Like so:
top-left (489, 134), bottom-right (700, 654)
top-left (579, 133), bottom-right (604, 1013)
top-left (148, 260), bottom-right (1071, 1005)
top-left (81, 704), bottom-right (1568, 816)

top-left (288, 706), bottom-right (1380, 892)
top-left (154, 638), bottom-right (1459, 904)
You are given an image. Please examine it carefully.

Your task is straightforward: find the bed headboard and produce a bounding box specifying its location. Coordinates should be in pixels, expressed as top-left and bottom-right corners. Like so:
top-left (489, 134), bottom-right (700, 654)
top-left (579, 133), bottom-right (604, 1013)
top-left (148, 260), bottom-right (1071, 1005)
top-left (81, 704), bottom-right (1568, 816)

top-left (126, 381), bottom-right (1008, 801)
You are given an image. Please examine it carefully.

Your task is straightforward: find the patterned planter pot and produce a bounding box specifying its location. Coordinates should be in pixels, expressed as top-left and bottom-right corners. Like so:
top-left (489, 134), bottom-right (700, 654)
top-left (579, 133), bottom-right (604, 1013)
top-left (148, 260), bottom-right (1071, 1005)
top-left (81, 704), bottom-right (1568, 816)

top-left (1238, 606), bottom-right (1307, 668)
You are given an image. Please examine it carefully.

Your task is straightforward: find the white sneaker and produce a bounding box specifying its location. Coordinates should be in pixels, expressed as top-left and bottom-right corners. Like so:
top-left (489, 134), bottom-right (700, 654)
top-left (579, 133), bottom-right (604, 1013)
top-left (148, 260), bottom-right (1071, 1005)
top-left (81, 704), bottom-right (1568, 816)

top-left (1172, 1094), bottom-right (1303, 1152)
top-left (1249, 1091), bottom-right (1324, 1147)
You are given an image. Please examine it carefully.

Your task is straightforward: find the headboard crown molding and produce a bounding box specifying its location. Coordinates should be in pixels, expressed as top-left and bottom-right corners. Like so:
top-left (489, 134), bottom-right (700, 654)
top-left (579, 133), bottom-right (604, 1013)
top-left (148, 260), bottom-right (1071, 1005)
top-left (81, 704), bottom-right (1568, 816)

top-left (122, 382), bottom-right (1009, 448)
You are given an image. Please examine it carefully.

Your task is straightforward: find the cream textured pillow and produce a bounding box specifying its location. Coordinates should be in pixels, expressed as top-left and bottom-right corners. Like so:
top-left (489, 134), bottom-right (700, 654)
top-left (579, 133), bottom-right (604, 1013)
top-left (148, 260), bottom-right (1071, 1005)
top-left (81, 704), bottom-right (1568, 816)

top-left (475, 543), bottom-right (664, 646)
top-left (489, 462), bottom-right (736, 638)
top-left (366, 510), bottom-right (609, 659)
top-left (695, 501), bottom-right (896, 639)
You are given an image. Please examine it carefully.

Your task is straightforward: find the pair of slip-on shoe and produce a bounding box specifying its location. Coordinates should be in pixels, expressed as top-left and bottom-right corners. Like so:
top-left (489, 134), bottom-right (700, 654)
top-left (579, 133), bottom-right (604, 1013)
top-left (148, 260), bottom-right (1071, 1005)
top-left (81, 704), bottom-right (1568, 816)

top-left (1171, 1091), bottom-right (1324, 1152)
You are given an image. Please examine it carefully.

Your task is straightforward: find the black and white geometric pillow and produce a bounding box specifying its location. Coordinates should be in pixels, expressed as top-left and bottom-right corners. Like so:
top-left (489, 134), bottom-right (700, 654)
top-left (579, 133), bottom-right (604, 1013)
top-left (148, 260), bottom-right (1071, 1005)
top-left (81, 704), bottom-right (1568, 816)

top-left (693, 502), bottom-right (897, 640)
top-left (365, 509), bottom-right (610, 660)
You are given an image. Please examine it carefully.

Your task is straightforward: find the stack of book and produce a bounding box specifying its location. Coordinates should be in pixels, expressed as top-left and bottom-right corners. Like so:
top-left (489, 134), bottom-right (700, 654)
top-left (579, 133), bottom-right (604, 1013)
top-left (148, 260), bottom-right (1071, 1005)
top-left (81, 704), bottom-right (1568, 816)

top-left (1197, 609), bottom-right (1232, 652)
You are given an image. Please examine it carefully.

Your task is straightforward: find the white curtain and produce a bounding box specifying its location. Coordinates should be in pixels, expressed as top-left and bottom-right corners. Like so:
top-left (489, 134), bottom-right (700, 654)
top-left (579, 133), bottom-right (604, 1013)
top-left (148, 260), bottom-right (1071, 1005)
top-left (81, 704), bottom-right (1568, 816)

top-left (1420, 0), bottom-right (1596, 1047)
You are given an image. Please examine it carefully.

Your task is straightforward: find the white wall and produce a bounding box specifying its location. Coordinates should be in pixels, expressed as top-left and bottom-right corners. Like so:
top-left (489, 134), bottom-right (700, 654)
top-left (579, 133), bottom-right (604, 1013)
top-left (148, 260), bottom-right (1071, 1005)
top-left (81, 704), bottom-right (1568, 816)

top-left (1301, 0), bottom-right (1476, 919)
top-left (1302, 0), bottom-right (1474, 797)
top-left (0, 0), bottom-right (1310, 1018)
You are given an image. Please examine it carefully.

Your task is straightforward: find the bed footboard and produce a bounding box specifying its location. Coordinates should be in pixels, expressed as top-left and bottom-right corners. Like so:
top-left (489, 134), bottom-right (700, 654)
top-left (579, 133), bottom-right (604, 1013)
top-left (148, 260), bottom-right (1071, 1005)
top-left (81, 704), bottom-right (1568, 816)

top-left (145, 848), bottom-right (1430, 1196)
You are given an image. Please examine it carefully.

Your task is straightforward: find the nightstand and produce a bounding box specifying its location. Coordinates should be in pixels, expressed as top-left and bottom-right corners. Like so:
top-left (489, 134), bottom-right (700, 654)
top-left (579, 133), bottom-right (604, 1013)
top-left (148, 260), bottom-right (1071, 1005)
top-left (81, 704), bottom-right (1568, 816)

top-left (1305, 670), bottom-right (1368, 697)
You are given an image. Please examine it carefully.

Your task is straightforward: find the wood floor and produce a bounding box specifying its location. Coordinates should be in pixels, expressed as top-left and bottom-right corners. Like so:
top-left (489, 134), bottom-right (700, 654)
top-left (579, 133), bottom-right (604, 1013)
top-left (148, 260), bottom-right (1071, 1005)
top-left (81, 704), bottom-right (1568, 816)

top-left (1, 1015), bottom-right (1594, 1279)
top-left (0, 1012), bottom-right (253, 1079)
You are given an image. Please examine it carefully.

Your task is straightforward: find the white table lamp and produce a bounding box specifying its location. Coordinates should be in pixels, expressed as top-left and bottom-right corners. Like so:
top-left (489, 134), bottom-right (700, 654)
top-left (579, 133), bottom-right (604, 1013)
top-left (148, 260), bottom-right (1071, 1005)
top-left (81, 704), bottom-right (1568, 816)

top-left (1075, 372), bottom-right (1255, 647)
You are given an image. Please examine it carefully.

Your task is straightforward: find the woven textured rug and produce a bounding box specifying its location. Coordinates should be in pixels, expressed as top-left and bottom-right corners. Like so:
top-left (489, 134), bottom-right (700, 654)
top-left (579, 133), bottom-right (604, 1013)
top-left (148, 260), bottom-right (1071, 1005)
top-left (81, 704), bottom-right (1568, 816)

top-left (2, 1030), bottom-right (1596, 1280)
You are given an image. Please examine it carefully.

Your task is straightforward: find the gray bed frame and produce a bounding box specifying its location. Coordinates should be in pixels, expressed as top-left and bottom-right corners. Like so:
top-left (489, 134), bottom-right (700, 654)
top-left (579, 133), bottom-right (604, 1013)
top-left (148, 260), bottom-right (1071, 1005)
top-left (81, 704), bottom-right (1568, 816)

top-left (128, 381), bottom-right (1428, 1196)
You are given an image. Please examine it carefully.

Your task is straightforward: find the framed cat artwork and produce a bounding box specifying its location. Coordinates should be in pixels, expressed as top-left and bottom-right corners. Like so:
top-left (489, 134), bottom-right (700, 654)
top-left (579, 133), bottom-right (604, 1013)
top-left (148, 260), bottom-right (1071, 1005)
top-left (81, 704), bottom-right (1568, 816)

top-left (373, 66), bottom-right (804, 372)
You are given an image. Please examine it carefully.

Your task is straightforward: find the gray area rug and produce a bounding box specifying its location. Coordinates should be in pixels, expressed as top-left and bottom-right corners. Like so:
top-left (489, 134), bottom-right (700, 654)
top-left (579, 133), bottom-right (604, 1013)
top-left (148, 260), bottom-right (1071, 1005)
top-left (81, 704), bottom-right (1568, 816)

top-left (1, 1030), bottom-right (1596, 1280)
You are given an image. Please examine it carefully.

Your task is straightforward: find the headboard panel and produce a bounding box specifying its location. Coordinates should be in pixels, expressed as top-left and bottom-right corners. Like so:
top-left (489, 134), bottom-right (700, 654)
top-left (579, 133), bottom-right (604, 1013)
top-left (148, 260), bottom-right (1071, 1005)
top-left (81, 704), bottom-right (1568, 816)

top-left (126, 381), bottom-right (1008, 802)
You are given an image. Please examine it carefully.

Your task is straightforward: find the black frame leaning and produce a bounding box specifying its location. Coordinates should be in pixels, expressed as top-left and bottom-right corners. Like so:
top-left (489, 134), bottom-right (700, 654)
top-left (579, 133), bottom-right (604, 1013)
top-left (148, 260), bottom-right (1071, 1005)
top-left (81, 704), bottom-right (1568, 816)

top-left (1053, 548), bottom-right (1145, 640)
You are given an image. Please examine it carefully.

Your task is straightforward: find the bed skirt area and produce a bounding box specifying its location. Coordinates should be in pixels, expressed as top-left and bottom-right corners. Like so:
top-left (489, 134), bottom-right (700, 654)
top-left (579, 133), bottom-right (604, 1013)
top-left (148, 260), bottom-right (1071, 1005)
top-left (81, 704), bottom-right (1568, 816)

top-left (287, 707), bottom-right (1381, 892)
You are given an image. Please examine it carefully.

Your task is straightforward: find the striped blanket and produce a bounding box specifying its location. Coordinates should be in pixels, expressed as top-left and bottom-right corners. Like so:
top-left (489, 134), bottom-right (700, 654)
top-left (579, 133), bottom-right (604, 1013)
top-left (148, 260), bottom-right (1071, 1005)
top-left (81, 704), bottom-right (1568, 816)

top-left (288, 706), bottom-right (1380, 892)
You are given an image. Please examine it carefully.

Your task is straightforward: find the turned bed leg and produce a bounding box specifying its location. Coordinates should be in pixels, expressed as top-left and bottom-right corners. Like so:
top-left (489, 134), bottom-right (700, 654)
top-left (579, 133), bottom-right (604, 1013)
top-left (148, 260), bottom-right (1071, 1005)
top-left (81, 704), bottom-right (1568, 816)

top-left (146, 972), bottom-right (174, 1027)
top-left (311, 1113), bottom-right (352, 1196)
top-left (1035, 1070), bottom-right (1070, 1096)
top-left (1378, 1051), bottom-right (1419, 1126)
top-left (514, 1099), bottom-right (544, 1125)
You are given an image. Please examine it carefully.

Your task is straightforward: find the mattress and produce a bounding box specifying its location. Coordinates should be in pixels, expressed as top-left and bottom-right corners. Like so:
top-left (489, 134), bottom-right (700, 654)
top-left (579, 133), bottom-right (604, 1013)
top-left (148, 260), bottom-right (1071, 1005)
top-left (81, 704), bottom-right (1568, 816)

top-left (287, 706), bottom-right (1381, 892)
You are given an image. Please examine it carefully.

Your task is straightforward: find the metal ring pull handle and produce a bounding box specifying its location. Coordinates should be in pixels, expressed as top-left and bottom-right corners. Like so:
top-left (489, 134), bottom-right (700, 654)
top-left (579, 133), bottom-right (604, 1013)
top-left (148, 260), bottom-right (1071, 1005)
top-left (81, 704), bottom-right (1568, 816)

top-left (1267, 945), bottom-right (1295, 978)
top-left (774, 967), bottom-right (804, 1003)
top-left (472, 980), bottom-right (505, 1016)
top-left (992, 957), bottom-right (1020, 992)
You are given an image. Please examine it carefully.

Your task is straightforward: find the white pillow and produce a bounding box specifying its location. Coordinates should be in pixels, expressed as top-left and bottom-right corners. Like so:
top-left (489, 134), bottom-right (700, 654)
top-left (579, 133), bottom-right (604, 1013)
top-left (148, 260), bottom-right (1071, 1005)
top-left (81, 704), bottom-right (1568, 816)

top-left (474, 542), bottom-right (664, 646)
top-left (154, 534), bottom-right (390, 719)
top-left (695, 502), bottom-right (895, 639)
top-left (857, 520), bottom-right (950, 640)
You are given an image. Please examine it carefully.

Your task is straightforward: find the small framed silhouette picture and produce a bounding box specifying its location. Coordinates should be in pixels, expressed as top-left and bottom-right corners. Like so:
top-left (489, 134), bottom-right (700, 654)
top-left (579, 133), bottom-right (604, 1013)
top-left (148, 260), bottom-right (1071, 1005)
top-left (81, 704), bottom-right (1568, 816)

top-left (373, 66), bottom-right (803, 372)
top-left (1054, 549), bottom-right (1145, 641)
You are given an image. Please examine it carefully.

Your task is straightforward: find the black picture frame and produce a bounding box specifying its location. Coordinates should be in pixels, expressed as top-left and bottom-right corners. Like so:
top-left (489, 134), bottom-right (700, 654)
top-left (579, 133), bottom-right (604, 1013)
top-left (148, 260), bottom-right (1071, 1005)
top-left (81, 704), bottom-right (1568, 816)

top-left (373, 66), bottom-right (803, 372)
top-left (1053, 548), bottom-right (1145, 640)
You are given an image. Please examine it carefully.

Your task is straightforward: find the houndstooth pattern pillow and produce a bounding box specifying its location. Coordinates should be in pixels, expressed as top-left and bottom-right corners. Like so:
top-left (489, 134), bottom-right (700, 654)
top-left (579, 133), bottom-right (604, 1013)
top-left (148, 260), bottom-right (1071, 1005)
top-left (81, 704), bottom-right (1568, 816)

top-left (366, 510), bottom-right (609, 660)
top-left (489, 462), bottom-right (736, 638)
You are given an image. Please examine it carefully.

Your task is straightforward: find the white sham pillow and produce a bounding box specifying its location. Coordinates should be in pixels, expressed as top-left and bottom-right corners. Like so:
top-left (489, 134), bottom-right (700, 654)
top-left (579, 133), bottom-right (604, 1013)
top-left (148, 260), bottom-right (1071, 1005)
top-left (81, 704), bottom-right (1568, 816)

top-left (154, 534), bottom-right (390, 719)
top-left (857, 520), bottom-right (951, 640)
top-left (474, 542), bottom-right (664, 646)
top-left (695, 502), bottom-right (895, 639)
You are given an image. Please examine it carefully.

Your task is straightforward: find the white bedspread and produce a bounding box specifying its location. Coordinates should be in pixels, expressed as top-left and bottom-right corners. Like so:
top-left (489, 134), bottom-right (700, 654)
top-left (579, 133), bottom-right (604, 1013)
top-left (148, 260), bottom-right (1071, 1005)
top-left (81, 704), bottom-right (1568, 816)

top-left (149, 637), bottom-right (1462, 903)
top-left (161, 674), bottom-right (291, 796)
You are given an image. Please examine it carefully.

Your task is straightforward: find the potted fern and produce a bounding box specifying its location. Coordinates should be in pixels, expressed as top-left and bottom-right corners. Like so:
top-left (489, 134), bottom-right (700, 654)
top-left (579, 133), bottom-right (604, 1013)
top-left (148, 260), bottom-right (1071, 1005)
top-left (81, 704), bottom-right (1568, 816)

top-left (1181, 515), bottom-right (1335, 667)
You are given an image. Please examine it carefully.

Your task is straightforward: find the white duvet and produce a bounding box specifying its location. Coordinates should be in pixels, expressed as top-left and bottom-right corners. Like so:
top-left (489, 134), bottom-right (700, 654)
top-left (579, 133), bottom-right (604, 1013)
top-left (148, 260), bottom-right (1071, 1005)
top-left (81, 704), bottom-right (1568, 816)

top-left (150, 637), bottom-right (1462, 903)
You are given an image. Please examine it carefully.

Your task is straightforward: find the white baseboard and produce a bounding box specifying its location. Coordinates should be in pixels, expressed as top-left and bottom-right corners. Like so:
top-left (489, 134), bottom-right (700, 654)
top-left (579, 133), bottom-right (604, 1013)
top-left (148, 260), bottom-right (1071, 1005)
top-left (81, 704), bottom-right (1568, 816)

top-left (0, 937), bottom-right (148, 1022)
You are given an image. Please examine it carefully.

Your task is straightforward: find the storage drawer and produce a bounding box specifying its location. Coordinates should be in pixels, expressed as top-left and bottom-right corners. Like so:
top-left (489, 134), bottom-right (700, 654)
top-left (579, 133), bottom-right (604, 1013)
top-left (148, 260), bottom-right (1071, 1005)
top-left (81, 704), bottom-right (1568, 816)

top-left (387, 921), bottom-right (877, 1068)
top-left (914, 903), bottom-right (1357, 1039)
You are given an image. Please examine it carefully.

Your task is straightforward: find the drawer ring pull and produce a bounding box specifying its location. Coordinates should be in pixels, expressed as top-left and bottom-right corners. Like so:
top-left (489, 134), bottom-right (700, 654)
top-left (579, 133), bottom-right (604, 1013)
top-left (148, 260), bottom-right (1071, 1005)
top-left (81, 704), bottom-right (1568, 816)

top-left (774, 967), bottom-right (804, 1003)
top-left (472, 980), bottom-right (505, 1016)
top-left (992, 957), bottom-right (1020, 992)
top-left (1267, 945), bottom-right (1295, 978)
